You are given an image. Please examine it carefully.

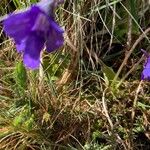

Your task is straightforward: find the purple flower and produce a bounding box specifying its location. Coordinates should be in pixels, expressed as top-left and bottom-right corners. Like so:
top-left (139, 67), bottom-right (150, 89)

top-left (3, 0), bottom-right (64, 69)
top-left (141, 49), bottom-right (150, 80)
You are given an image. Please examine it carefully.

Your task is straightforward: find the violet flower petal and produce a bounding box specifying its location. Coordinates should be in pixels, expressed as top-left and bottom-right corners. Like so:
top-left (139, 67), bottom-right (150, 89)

top-left (141, 56), bottom-right (150, 80)
top-left (31, 12), bottom-right (50, 33)
top-left (46, 31), bottom-right (64, 52)
top-left (23, 32), bottom-right (45, 69)
top-left (3, 6), bottom-right (41, 43)
top-left (3, 1), bottom-right (64, 69)
top-left (46, 17), bottom-right (64, 52)
top-left (16, 39), bottom-right (26, 52)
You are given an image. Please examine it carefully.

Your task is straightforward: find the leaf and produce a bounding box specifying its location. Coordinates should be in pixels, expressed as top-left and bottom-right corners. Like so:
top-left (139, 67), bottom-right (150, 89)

top-left (14, 61), bottom-right (27, 90)
top-left (137, 102), bottom-right (150, 110)
top-left (100, 60), bottom-right (118, 85)
top-left (24, 114), bottom-right (34, 131)
top-left (13, 115), bottom-right (24, 127)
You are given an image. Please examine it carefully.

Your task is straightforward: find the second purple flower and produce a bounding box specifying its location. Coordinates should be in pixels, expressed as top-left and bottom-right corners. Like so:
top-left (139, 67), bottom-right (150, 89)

top-left (141, 49), bottom-right (150, 80)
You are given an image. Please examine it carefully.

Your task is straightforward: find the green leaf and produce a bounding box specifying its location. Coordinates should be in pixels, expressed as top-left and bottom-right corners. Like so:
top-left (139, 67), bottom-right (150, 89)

top-left (14, 61), bottom-right (27, 90)
top-left (24, 114), bottom-right (34, 131)
top-left (13, 115), bottom-right (24, 127)
top-left (137, 102), bottom-right (150, 110)
top-left (100, 60), bottom-right (118, 85)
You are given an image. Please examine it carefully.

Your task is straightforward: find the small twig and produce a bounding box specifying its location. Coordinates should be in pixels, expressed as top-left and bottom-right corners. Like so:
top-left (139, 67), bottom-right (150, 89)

top-left (117, 55), bottom-right (144, 88)
top-left (115, 133), bottom-right (128, 150)
top-left (102, 88), bottom-right (113, 130)
top-left (126, 15), bottom-right (132, 49)
top-left (107, 2), bottom-right (116, 54)
top-left (39, 53), bottom-right (44, 91)
top-left (69, 134), bottom-right (86, 150)
top-left (112, 27), bottom-right (150, 85)
top-left (120, 2), bottom-right (150, 42)
top-left (57, 33), bottom-right (79, 88)
top-left (131, 80), bottom-right (143, 121)
top-left (130, 80), bottom-right (143, 149)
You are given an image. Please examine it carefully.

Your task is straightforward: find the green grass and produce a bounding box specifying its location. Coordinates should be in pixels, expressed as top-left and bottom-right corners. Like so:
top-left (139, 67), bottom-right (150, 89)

top-left (0, 0), bottom-right (150, 149)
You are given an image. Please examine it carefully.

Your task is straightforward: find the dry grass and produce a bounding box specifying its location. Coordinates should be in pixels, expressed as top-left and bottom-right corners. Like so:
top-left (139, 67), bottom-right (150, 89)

top-left (0, 0), bottom-right (150, 150)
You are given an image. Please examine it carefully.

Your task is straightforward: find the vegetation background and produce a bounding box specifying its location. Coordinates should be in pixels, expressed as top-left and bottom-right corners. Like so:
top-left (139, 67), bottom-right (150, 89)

top-left (0, 0), bottom-right (150, 149)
